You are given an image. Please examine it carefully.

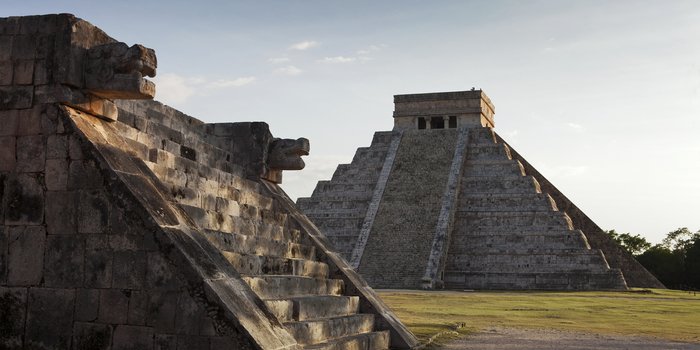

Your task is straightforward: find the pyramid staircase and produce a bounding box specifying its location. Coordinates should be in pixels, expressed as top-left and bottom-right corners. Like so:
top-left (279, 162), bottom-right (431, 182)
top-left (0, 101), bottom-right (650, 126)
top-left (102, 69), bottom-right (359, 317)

top-left (69, 99), bottom-right (408, 349)
top-left (443, 127), bottom-right (627, 289)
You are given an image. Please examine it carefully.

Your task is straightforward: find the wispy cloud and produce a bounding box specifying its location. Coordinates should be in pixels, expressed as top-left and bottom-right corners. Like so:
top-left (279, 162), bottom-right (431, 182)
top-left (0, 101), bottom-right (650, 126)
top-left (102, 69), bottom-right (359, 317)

top-left (356, 45), bottom-right (384, 55)
top-left (318, 56), bottom-right (357, 64)
top-left (567, 122), bottom-right (584, 131)
top-left (274, 65), bottom-right (302, 76)
top-left (207, 77), bottom-right (256, 88)
top-left (289, 40), bottom-right (319, 51)
top-left (153, 73), bottom-right (255, 105)
top-left (268, 57), bottom-right (290, 64)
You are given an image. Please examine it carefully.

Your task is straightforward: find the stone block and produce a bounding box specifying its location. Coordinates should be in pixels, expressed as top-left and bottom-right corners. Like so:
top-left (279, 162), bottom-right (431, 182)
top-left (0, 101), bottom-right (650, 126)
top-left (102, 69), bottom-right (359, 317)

top-left (12, 60), bottom-right (33, 85)
top-left (146, 252), bottom-right (180, 290)
top-left (0, 35), bottom-right (12, 60)
top-left (25, 288), bottom-right (75, 350)
top-left (0, 226), bottom-right (6, 284)
top-left (112, 325), bottom-right (154, 350)
top-left (46, 134), bottom-right (68, 159)
top-left (0, 60), bottom-right (12, 85)
top-left (0, 86), bottom-right (33, 109)
top-left (177, 335), bottom-right (209, 350)
top-left (209, 337), bottom-right (239, 349)
top-left (11, 35), bottom-right (35, 59)
top-left (45, 191), bottom-right (77, 234)
top-left (154, 334), bottom-right (176, 350)
top-left (147, 291), bottom-right (178, 333)
top-left (98, 289), bottom-right (129, 324)
top-left (0, 287), bottom-right (27, 348)
top-left (84, 248), bottom-right (113, 288)
top-left (3, 173), bottom-right (44, 225)
top-left (69, 134), bottom-right (85, 160)
top-left (69, 160), bottom-right (105, 190)
top-left (112, 250), bottom-right (146, 289)
top-left (74, 288), bottom-right (99, 322)
top-left (78, 190), bottom-right (109, 233)
top-left (0, 109), bottom-right (18, 135)
top-left (128, 291), bottom-right (148, 325)
top-left (0, 136), bottom-right (16, 172)
top-left (7, 226), bottom-right (45, 286)
top-left (33, 59), bottom-right (48, 85)
top-left (45, 158), bottom-right (69, 190)
top-left (72, 322), bottom-right (113, 350)
top-left (15, 135), bottom-right (45, 172)
top-left (175, 292), bottom-right (205, 335)
top-left (44, 234), bottom-right (84, 287)
top-left (17, 106), bottom-right (42, 135)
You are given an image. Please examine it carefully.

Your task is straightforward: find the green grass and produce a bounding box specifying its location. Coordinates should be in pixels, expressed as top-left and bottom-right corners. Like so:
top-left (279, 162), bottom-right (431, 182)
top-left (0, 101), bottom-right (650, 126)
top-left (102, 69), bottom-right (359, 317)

top-left (378, 289), bottom-right (700, 345)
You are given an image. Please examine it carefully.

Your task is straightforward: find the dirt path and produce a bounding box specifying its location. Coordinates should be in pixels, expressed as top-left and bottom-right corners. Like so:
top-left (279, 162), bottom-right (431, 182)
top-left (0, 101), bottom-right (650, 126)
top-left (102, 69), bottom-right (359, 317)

top-left (440, 327), bottom-right (700, 349)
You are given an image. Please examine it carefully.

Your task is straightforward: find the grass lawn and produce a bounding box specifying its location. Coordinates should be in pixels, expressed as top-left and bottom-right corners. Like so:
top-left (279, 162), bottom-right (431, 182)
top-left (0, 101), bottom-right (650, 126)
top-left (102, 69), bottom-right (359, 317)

top-left (378, 289), bottom-right (700, 345)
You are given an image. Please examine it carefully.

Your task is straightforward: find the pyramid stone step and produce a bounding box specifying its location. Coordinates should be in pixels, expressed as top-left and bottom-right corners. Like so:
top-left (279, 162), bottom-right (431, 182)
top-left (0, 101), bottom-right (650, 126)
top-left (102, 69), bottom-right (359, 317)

top-left (265, 295), bottom-right (361, 322)
top-left (454, 211), bottom-right (573, 230)
top-left (461, 176), bottom-right (541, 194)
top-left (445, 250), bottom-right (610, 272)
top-left (243, 276), bottom-right (344, 299)
top-left (206, 230), bottom-right (311, 257)
top-left (449, 230), bottom-right (589, 250)
top-left (466, 143), bottom-right (512, 160)
top-left (459, 193), bottom-right (558, 211)
top-left (444, 270), bottom-right (626, 290)
top-left (464, 159), bottom-right (525, 177)
top-left (285, 314), bottom-right (375, 346)
top-left (303, 330), bottom-right (390, 350)
top-left (224, 252), bottom-right (328, 278)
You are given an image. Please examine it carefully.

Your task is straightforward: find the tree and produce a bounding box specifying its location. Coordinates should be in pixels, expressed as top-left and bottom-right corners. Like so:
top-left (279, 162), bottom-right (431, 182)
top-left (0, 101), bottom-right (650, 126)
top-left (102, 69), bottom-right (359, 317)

top-left (606, 229), bottom-right (651, 256)
top-left (635, 227), bottom-right (700, 290)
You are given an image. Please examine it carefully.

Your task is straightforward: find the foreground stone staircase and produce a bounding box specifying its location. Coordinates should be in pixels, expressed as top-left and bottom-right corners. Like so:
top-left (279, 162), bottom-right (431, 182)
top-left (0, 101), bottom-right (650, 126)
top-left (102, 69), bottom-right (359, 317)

top-left (114, 102), bottom-right (394, 349)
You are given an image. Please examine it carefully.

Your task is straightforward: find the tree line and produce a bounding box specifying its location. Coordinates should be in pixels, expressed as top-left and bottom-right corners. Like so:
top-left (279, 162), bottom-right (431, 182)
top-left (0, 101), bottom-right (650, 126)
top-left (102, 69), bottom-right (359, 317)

top-left (607, 228), bottom-right (700, 290)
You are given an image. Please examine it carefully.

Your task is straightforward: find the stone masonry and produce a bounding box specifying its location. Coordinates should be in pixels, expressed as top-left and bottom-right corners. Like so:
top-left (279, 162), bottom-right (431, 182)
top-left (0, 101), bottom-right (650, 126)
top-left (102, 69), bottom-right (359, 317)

top-left (0, 14), bottom-right (419, 350)
top-left (298, 90), bottom-right (664, 290)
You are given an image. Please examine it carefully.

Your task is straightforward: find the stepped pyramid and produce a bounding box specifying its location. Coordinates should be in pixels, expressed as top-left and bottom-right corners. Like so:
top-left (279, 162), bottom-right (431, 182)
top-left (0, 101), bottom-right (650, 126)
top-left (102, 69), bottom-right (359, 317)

top-left (298, 90), bottom-right (664, 290)
top-left (0, 14), bottom-right (418, 349)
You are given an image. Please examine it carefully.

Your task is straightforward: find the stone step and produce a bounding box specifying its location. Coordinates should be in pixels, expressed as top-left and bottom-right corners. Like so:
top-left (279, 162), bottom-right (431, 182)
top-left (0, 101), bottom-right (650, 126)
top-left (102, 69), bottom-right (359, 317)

top-left (224, 251), bottom-right (328, 278)
top-left (311, 181), bottom-right (376, 196)
top-left (265, 295), bottom-right (360, 322)
top-left (243, 276), bottom-right (345, 299)
top-left (454, 211), bottom-right (574, 230)
top-left (459, 193), bottom-right (558, 212)
top-left (449, 230), bottom-right (590, 250)
top-left (460, 176), bottom-right (541, 194)
top-left (285, 314), bottom-right (375, 346)
top-left (444, 270), bottom-right (626, 290)
top-left (304, 331), bottom-right (390, 350)
top-left (467, 127), bottom-right (498, 144)
top-left (206, 230), bottom-right (310, 258)
top-left (463, 159), bottom-right (525, 177)
top-left (465, 143), bottom-right (512, 160)
top-left (304, 209), bottom-right (368, 218)
top-left (445, 250), bottom-right (610, 272)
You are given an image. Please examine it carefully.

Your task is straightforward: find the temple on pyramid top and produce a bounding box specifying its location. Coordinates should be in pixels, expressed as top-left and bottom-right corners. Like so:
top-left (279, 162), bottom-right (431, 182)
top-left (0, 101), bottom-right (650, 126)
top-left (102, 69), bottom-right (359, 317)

top-left (299, 89), bottom-right (664, 291)
top-left (392, 90), bottom-right (495, 131)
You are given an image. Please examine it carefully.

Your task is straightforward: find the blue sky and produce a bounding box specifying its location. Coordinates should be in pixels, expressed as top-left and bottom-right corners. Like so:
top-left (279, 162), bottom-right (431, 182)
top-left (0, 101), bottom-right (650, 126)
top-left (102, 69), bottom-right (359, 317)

top-left (4, 1), bottom-right (699, 243)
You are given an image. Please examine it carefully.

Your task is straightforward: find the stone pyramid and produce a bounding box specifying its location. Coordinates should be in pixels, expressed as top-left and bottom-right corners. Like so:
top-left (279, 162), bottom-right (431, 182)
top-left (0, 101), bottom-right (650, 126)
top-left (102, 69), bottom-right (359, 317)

top-left (298, 90), bottom-right (664, 290)
top-left (0, 14), bottom-right (417, 349)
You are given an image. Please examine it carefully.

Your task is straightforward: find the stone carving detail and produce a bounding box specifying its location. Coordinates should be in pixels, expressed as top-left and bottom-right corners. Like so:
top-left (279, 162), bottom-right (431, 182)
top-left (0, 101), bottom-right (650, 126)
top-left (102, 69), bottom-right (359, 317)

top-left (85, 42), bottom-right (157, 100)
top-left (268, 138), bottom-right (310, 171)
top-left (264, 137), bottom-right (310, 183)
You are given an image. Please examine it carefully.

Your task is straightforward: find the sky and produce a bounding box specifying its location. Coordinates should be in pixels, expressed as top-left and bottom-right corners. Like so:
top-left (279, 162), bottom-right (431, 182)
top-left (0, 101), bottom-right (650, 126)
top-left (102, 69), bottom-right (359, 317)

top-left (3, 1), bottom-right (699, 244)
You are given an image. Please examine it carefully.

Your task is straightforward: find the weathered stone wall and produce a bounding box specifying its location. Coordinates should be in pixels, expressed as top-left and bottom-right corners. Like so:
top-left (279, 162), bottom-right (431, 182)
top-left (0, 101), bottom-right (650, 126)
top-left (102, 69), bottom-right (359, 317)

top-left (0, 103), bottom-right (254, 349)
top-left (357, 129), bottom-right (458, 289)
top-left (1, 13), bottom-right (419, 350)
